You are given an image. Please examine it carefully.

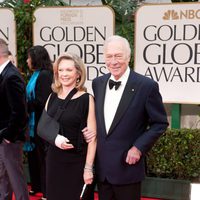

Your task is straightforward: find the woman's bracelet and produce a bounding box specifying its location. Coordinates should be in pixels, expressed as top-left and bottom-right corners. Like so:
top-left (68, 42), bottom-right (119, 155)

top-left (85, 163), bottom-right (93, 169)
top-left (84, 168), bottom-right (94, 174)
top-left (84, 163), bottom-right (94, 172)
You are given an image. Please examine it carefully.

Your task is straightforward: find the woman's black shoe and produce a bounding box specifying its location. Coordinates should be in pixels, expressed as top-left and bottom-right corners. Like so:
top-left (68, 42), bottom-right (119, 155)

top-left (29, 190), bottom-right (37, 195)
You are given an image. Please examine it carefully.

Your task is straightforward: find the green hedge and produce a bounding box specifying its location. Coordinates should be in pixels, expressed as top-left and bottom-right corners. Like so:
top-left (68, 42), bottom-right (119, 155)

top-left (146, 129), bottom-right (200, 181)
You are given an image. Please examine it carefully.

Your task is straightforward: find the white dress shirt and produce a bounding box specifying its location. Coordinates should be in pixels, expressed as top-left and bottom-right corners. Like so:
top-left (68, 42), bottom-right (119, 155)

top-left (104, 67), bottom-right (130, 133)
top-left (0, 60), bottom-right (9, 74)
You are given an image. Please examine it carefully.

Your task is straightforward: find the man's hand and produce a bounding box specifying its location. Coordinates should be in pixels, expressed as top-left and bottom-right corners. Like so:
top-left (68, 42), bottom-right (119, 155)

top-left (82, 127), bottom-right (96, 143)
top-left (126, 146), bottom-right (142, 165)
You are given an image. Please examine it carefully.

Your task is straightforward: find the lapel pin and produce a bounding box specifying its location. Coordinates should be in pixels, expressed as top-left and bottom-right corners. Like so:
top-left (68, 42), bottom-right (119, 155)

top-left (132, 89), bottom-right (134, 92)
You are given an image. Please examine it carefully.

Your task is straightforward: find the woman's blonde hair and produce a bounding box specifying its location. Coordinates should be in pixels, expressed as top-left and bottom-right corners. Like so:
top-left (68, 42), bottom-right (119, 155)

top-left (52, 53), bottom-right (86, 93)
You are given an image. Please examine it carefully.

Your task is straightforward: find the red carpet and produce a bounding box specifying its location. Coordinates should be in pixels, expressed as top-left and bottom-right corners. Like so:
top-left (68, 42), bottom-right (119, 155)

top-left (12, 186), bottom-right (162, 200)
top-left (14, 193), bottom-right (162, 200)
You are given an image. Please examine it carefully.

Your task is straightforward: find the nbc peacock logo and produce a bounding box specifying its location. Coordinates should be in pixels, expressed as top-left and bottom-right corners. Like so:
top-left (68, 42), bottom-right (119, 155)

top-left (163, 10), bottom-right (179, 20)
top-left (162, 9), bottom-right (200, 20)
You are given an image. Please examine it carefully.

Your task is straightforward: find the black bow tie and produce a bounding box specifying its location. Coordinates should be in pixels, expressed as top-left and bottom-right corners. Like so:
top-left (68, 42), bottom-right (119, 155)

top-left (109, 79), bottom-right (121, 90)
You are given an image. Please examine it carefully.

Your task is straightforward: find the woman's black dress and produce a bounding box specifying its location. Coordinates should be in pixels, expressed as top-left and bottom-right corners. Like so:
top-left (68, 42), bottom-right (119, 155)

top-left (46, 92), bottom-right (89, 200)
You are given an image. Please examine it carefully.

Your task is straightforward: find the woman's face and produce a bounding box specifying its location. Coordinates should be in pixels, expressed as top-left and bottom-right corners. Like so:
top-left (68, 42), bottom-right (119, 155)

top-left (58, 59), bottom-right (79, 88)
top-left (26, 55), bottom-right (32, 70)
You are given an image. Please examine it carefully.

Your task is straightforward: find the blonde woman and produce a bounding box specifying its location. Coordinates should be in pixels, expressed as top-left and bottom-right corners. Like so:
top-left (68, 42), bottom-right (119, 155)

top-left (46, 53), bottom-right (96, 200)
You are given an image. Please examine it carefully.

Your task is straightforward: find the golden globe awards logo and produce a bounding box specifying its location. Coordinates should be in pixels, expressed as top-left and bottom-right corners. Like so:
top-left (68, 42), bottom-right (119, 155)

top-left (33, 6), bottom-right (114, 93)
top-left (135, 3), bottom-right (200, 104)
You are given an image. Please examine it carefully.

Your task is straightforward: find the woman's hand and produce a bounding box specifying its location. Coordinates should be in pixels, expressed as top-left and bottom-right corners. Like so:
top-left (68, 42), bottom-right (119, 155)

top-left (83, 163), bottom-right (94, 184)
top-left (83, 170), bottom-right (93, 184)
top-left (55, 134), bottom-right (74, 150)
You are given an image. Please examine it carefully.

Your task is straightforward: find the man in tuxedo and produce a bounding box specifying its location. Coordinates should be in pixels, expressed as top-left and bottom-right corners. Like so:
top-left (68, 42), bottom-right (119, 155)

top-left (91, 35), bottom-right (169, 200)
top-left (0, 38), bottom-right (29, 200)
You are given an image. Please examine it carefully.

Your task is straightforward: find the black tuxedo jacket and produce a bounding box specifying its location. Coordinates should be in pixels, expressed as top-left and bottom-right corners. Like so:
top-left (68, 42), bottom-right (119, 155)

top-left (92, 70), bottom-right (168, 184)
top-left (0, 61), bottom-right (27, 142)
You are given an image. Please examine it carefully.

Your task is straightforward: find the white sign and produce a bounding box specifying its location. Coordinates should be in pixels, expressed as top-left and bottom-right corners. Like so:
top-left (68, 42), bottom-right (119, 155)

top-left (33, 6), bottom-right (114, 93)
top-left (191, 183), bottom-right (200, 200)
top-left (135, 3), bottom-right (200, 104)
top-left (0, 8), bottom-right (16, 62)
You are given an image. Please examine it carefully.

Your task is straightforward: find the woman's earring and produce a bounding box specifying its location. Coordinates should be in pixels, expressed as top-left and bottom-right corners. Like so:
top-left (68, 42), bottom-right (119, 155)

top-left (76, 78), bottom-right (80, 83)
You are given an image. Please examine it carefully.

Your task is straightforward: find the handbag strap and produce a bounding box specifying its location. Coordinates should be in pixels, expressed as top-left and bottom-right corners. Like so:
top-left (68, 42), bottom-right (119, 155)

top-left (54, 88), bottom-right (78, 121)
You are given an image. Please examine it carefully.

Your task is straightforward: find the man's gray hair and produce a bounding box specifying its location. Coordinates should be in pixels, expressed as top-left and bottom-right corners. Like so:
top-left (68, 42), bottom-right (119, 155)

top-left (104, 35), bottom-right (131, 58)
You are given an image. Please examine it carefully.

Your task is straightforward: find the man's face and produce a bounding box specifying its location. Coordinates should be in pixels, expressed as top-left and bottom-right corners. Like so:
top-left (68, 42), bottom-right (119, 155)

top-left (104, 40), bottom-right (130, 80)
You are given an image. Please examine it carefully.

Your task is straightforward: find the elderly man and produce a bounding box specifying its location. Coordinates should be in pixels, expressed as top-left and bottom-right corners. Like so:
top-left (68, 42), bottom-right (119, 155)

top-left (85, 35), bottom-right (168, 200)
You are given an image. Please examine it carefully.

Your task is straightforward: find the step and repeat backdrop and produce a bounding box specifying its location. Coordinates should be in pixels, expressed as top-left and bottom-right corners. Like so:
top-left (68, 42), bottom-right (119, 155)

top-left (0, 8), bottom-right (16, 63)
top-left (33, 6), bottom-right (114, 93)
top-left (1, 3), bottom-right (200, 108)
top-left (135, 3), bottom-right (200, 104)
top-left (0, 6), bottom-right (114, 93)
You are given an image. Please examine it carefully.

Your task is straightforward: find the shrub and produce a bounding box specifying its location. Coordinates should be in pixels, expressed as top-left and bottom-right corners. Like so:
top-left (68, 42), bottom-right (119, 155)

top-left (146, 129), bottom-right (200, 182)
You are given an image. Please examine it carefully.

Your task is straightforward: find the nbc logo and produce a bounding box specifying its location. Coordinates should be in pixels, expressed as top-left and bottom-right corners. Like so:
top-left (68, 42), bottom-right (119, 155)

top-left (163, 9), bottom-right (200, 20)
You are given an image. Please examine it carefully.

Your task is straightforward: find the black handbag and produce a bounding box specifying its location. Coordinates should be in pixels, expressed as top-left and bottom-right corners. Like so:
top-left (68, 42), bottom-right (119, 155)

top-left (37, 88), bottom-right (77, 145)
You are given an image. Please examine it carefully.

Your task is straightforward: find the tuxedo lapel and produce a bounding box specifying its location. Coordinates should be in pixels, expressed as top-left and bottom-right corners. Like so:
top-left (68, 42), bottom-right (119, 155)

top-left (108, 71), bottom-right (136, 135)
top-left (0, 63), bottom-right (10, 88)
top-left (0, 74), bottom-right (3, 85)
top-left (96, 74), bottom-right (110, 135)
